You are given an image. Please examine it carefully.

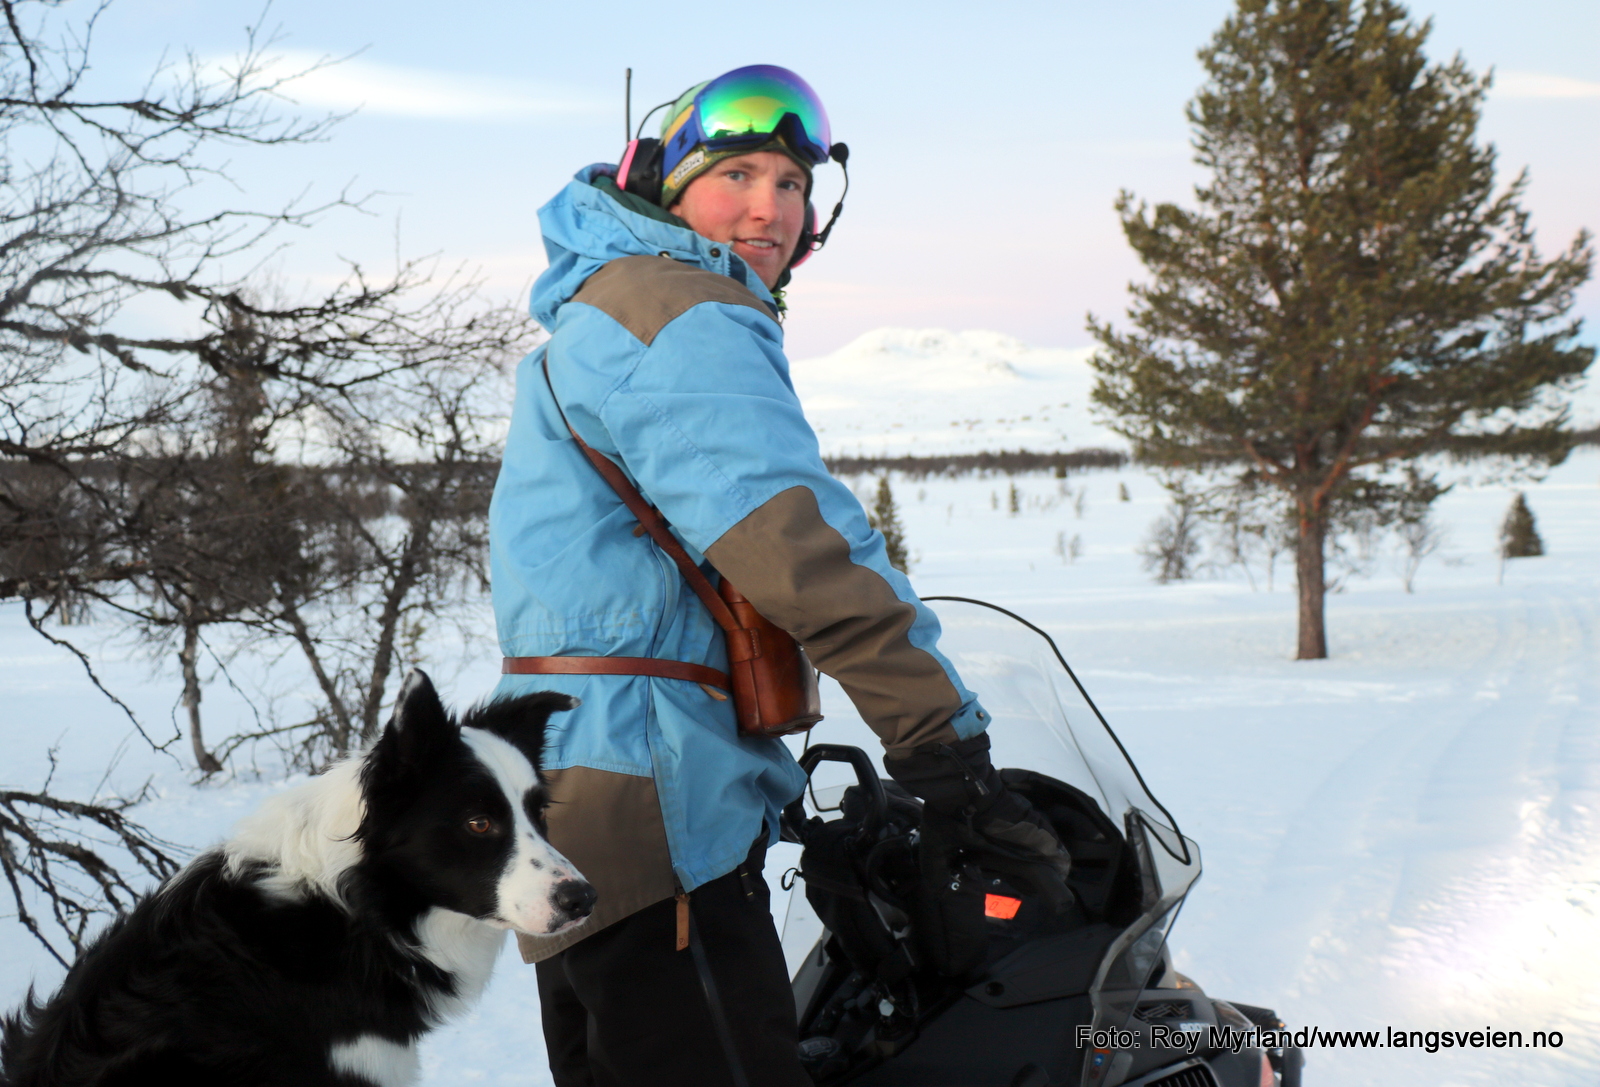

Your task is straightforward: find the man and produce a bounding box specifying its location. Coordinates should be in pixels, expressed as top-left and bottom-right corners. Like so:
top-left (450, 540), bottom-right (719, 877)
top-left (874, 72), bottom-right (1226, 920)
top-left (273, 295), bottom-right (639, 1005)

top-left (489, 65), bottom-right (1069, 1087)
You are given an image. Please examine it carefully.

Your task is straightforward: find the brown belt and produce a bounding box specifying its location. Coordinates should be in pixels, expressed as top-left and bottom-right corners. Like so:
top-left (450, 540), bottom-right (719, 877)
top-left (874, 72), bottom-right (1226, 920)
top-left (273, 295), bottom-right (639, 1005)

top-left (502, 656), bottom-right (731, 692)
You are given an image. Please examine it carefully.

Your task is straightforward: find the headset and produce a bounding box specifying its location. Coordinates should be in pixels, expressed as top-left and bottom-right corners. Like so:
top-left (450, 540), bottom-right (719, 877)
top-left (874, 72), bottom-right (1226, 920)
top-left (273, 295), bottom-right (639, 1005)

top-left (616, 99), bottom-right (850, 272)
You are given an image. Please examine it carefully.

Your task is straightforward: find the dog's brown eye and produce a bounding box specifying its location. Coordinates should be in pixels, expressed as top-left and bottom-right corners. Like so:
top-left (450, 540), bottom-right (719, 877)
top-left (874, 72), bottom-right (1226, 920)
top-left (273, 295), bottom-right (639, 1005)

top-left (466, 816), bottom-right (493, 834)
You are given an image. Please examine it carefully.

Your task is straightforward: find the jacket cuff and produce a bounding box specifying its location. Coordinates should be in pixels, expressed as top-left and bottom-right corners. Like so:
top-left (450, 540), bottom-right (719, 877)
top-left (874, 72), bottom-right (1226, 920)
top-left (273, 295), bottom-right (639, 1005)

top-left (947, 700), bottom-right (991, 741)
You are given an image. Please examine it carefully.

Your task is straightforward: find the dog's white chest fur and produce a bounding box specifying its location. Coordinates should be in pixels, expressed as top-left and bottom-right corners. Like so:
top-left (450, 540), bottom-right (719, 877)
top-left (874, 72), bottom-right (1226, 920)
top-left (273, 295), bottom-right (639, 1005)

top-left (415, 907), bottom-right (506, 1020)
top-left (324, 911), bottom-right (502, 1085)
top-left (330, 1034), bottom-right (421, 1086)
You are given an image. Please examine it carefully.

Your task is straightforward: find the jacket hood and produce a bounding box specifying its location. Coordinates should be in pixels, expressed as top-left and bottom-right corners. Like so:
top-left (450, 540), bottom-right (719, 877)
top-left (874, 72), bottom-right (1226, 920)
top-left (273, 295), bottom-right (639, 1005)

top-left (530, 164), bottom-right (775, 329)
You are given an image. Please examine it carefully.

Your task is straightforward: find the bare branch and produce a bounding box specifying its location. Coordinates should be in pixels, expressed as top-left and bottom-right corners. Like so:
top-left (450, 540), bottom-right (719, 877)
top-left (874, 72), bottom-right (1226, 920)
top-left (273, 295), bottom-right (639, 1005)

top-left (0, 774), bottom-right (185, 963)
top-left (22, 597), bottom-right (180, 757)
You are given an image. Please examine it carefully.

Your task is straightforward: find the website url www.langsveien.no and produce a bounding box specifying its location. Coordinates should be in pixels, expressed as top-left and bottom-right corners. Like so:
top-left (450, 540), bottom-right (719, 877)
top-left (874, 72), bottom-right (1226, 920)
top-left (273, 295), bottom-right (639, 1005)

top-left (1077, 1025), bottom-right (1564, 1055)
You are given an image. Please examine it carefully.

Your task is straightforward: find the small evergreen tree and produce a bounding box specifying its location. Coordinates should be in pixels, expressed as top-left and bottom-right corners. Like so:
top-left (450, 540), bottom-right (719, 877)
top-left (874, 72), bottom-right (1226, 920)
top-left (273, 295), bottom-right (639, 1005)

top-left (1499, 493), bottom-right (1543, 559)
top-left (1089, 0), bottom-right (1593, 659)
top-left (867, 476), bottom-right (910, 573)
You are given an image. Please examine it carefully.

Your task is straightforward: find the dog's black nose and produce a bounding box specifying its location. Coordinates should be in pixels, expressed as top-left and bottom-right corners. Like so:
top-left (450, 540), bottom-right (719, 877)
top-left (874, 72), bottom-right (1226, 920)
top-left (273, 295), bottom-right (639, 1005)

top-left (552, 879), bottom-right (596, 919)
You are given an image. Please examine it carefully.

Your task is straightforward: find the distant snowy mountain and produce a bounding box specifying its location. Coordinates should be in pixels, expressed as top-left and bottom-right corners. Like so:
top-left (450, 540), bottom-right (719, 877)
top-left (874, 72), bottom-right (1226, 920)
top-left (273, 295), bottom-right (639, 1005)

top-left (790, 329), bottom-right (1124, 458)
top-left (790, 327), bottom-right (1600, 458)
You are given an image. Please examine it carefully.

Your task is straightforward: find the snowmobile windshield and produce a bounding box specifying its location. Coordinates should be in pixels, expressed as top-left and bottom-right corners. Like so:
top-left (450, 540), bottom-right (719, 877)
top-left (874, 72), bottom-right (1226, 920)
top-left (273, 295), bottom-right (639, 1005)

top-left (794, 595), bottom-right (1196, 871)
top-left (786, 596), bottom-right (1202, 1045)
top-left (918, 597), bottom-right (1203, 1055)
top-left (921, 597), bottom-right (1191, 863)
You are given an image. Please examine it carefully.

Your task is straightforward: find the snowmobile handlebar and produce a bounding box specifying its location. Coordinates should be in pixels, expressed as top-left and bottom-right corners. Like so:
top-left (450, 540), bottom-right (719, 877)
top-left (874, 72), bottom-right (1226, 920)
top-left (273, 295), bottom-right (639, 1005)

top-left (781, 743), bottom-right (888, 843)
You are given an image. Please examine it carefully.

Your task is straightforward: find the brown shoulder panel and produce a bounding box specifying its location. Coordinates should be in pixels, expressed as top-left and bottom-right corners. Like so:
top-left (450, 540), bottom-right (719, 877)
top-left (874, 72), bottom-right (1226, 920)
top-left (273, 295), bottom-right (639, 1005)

top-left (705, 485), bottom-right (965, 757)
top-left (514, 765), bottom-right (676, 962)
top-left (570, 255), bottom-right (773, 346)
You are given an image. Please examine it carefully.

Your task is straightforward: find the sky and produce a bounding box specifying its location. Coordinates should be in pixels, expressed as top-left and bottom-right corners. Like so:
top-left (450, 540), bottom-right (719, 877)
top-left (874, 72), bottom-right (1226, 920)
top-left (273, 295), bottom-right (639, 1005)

top-left (80, 0), bottom-right (1600, 361)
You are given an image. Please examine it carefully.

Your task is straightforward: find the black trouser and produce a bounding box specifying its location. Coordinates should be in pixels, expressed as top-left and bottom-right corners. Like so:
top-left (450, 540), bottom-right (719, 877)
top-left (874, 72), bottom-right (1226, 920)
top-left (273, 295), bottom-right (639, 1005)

top-left (535, 840), bottom-right (809, 1087)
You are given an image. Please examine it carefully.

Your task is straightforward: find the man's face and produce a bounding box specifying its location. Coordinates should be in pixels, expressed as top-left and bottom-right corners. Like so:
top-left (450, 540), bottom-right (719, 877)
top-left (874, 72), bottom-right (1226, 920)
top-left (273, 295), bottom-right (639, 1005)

top-left (669, 151), bottom-right (809, 289)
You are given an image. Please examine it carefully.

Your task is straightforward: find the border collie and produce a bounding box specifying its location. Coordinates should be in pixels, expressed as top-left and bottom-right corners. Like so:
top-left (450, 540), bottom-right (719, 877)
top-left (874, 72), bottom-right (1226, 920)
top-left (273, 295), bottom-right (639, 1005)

top-left (0, 670), bottom-right (594, 1087)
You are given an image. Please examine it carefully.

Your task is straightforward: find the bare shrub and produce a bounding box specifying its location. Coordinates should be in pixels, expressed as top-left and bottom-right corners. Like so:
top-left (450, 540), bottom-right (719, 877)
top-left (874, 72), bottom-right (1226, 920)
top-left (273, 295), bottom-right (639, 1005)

top-left (1140, 494), bottom-right (1201, 583)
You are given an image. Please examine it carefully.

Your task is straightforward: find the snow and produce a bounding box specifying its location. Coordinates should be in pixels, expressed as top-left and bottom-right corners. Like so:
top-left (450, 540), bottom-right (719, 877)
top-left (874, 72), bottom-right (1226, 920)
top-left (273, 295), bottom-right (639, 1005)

top-left (791, 328), bottom-right (1122, 456)
top-left (790, 325), bottom-right (1600, 459)
top-left (2, 330), bottom-right (1598, 1086)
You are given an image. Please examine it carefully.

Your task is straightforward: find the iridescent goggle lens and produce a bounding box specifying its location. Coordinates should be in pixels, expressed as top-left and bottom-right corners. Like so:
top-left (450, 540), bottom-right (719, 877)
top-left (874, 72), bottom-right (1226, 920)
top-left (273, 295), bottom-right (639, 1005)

top-left (663, 65), bottom-right (832, 178)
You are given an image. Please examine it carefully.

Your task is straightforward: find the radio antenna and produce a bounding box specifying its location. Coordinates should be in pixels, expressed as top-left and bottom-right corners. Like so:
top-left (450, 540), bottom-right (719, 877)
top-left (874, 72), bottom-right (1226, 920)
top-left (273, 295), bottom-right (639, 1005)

top-left (625, 68), bottom-right (632, 144)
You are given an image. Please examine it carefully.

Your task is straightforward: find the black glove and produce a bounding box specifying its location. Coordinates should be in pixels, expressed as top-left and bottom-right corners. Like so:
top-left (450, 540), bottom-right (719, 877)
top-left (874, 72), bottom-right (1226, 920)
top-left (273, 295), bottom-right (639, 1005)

top-left (884, 733), bottom-right (1075, 913)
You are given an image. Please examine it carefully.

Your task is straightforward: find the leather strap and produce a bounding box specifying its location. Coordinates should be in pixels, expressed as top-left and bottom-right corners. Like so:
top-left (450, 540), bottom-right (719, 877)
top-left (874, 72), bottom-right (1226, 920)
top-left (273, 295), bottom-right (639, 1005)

top-left (541, 356), bottom-right (747, 645)
top-left (502, 655), bottom-right (731, 690)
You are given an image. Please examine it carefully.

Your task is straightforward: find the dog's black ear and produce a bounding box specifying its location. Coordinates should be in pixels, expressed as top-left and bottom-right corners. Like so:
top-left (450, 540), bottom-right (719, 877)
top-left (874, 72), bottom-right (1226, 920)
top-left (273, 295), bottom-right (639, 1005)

top-left (464, 691), bottom-right (578, 767)
top-left (366, 670), bottom-right (458, 787)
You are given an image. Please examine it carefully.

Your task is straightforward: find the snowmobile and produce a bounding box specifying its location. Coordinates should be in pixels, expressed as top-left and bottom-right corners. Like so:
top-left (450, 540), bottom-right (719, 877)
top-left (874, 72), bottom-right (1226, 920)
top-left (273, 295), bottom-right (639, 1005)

top-left (777, 597), bottom-right (1305, 1087)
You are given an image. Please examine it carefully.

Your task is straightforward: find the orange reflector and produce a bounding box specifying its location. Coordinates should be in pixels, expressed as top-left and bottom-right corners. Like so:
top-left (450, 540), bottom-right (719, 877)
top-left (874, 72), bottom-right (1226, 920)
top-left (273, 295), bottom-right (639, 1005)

top-left (984, 893), bottom-right (1022, 920)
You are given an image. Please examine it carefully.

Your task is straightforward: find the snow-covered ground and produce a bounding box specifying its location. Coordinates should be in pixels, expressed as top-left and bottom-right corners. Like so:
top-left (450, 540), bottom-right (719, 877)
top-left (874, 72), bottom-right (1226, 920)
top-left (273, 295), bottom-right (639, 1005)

top-left (2, 330), bottom-right (1597, 1086)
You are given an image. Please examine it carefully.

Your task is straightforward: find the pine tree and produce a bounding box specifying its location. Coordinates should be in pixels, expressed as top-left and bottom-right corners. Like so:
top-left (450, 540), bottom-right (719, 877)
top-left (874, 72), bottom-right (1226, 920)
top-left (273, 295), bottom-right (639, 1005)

top-left (1089, 0), bottom-right (1593, 659)
top-left (1499, 493), bottom-right (1543, 559)
top-left (867, 476), bottom-right (910, 573)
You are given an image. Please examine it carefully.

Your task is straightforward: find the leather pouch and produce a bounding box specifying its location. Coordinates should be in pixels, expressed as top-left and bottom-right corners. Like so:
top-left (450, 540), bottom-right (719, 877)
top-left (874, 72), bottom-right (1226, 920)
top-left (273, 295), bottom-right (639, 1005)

top-left (717, 579), bottom-right (823, 737)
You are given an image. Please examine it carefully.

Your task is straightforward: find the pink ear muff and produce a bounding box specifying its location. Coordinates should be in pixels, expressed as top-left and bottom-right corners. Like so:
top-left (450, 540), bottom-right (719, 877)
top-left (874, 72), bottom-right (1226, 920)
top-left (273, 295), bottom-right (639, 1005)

top-left (790, 202), bottom-right (818, 268)
top-left (617, 140), bottom-right (641, 193)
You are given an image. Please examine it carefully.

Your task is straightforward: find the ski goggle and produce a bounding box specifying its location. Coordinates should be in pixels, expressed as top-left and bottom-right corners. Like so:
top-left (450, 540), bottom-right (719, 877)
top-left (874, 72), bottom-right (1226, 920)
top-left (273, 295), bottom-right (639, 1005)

top-left (660, 65), bottom-right (833, 183)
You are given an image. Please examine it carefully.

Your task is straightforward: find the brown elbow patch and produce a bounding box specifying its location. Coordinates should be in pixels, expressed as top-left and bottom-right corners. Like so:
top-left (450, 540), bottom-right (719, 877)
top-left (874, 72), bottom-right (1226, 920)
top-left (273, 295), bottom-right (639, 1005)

top-left (570, 256), bottom-right (773, 346)
top-left (706, 486), bottom-right (964, 754)
top-left (516, 765), bottom-right (677, 962)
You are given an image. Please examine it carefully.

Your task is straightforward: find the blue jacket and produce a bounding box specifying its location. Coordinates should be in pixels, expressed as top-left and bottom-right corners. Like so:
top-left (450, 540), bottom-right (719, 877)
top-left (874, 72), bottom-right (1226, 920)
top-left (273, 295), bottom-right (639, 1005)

top-left (491, 166), bottom-right (987, 954)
